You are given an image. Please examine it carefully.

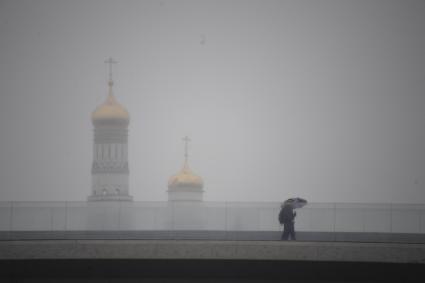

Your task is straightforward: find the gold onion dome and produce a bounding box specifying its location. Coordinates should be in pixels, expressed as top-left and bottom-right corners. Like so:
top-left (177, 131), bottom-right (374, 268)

top-left (92, 81), bottom-right (130, 127)
top-left (168, 161), bottom-right (204, 190)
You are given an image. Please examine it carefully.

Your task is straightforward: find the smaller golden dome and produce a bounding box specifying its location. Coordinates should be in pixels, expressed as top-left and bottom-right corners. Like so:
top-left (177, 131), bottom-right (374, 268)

top-left (92, 82), bottom-right (129, 127)
top-left (168, 161), bottom-right (204, 190)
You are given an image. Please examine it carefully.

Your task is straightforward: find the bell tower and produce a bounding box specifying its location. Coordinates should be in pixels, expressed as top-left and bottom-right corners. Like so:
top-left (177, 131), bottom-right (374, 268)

top-left (88, 58), bottom-right (132, 201)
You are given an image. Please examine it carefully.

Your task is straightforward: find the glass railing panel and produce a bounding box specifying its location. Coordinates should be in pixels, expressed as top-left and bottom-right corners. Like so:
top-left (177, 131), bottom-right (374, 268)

top-left (258, 203), bottom-right (281, 231)
top-left (11, 202), bottom-right (56, 231)
top-left (96, 202), bottom-right (121, 230)
top-left (225, 202), bottom-right (262, 231)
top-left (65, 202), bottom-right (89, 230)
top-left (362, 204), bottom-right (391, 233)
top-left (335, 203), bottom-right (366, 232)
top-left (391, 204), bottom-right (424, 233)
top-left (171, 201), bottom-right (206, 231)
top-left (202, 202), bottom-right (226, 231)
top-left (119, 201), bottom-right (169, 230)
top-left (50, 202), bottom-right (67, 231)
top-left (301, 203), bottom-right (335, 232)
top-left (0, 202), bottom-right (12, 231)
top-left (68, 201), bottom-right (122, 231)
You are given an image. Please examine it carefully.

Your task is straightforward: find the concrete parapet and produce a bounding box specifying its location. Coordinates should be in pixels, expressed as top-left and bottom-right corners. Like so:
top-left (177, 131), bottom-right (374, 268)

top-left (1, 240), bottom-right (425, 264)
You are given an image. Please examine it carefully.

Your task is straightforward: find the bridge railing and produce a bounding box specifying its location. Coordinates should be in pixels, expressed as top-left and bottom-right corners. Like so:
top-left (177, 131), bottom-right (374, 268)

top-left (0, 201), bottom-right (424, 234)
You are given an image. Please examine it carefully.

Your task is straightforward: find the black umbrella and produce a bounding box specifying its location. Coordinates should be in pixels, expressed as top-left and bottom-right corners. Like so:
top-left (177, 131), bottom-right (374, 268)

top-left (283, 197), bottom-right (308, 209)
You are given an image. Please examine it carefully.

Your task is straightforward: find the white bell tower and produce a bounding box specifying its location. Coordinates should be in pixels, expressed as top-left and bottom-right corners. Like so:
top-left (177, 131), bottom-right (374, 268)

top-left (88, 58), bottom-right (132, 201)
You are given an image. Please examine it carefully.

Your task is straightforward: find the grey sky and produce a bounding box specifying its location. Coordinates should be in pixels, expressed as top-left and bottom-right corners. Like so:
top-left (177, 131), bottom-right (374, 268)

top-left (0, 0), bottom-right (424, 203)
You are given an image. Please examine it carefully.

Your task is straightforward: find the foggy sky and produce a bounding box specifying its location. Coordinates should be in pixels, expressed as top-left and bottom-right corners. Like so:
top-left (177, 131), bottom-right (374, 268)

top-left (0, 0), bottom-right (424, 203)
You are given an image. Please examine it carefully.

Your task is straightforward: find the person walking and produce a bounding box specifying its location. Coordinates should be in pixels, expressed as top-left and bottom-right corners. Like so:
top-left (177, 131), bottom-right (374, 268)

top-left (279, 203), bottom-right (296, 240)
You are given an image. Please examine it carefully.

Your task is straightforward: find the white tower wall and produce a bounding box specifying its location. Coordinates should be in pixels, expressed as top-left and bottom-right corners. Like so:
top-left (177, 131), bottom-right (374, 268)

top-left (89, 127), bottom-right (132, 201)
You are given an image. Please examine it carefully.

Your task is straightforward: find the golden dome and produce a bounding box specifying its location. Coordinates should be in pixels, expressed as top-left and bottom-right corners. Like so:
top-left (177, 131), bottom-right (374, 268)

top-left (92, 82), bottom-right (129, 127)
top-left (168, 161), bottom-right (204, 190)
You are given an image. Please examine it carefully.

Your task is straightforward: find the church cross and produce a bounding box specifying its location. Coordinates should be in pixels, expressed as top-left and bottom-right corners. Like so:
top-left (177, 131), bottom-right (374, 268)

top-left (104, 57), bottom-right (117, 83)
top-left (183, 136), bottom-right (191, 162)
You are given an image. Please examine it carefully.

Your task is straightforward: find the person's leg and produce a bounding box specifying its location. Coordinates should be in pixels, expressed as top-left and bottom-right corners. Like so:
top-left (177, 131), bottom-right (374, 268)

top-left (281, 223), bottom-right (289, 240)
top-left (289, 222), bottom-right (296, 240)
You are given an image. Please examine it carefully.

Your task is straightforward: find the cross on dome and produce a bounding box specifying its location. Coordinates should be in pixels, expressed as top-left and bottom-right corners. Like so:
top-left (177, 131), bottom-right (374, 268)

top-left (167, 136), bottom-right (204, 192)
top-left (183, 136), bottom-right (191, 162)
top-left (92, 57), bottom-right (129, 127)
top-left (104, 57), bottom-right (117, 86)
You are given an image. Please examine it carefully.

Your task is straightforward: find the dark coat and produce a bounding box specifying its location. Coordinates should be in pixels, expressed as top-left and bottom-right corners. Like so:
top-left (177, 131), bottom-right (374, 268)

top-left (279, 205), bottom-right (296, 224)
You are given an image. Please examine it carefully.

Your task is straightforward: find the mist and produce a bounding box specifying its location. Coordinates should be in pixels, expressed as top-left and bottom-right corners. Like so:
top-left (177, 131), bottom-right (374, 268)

top-left (0, 0), bottom-right (424, 203)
